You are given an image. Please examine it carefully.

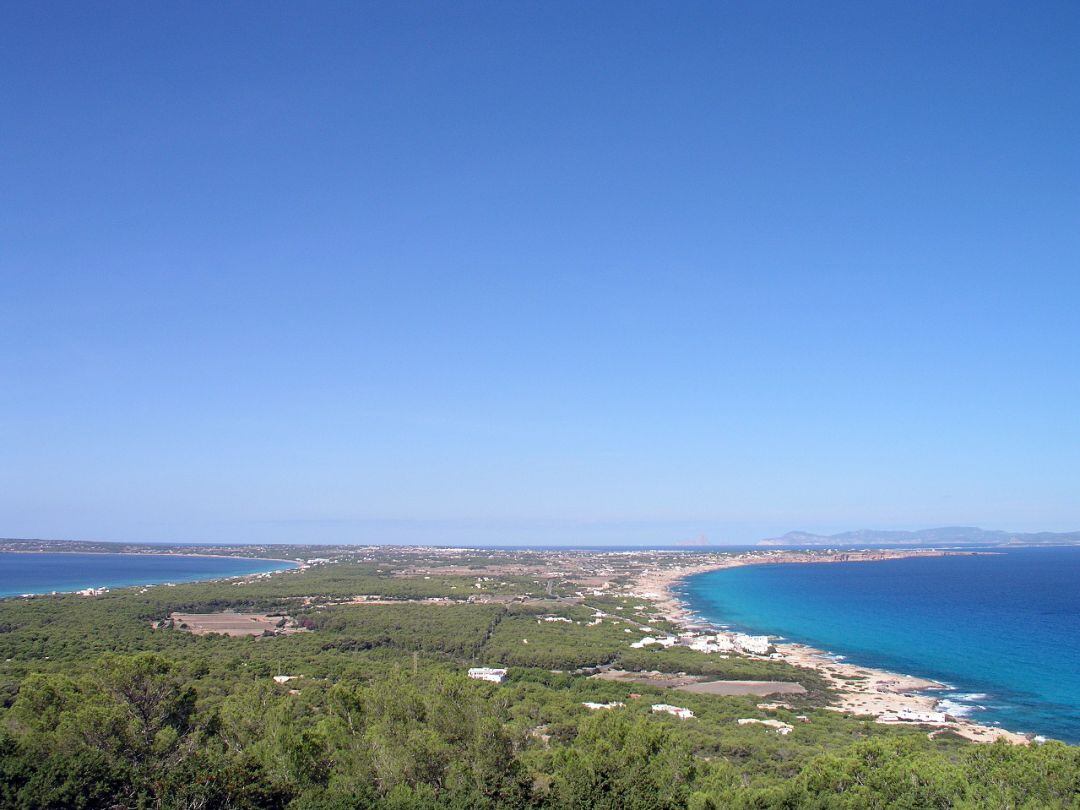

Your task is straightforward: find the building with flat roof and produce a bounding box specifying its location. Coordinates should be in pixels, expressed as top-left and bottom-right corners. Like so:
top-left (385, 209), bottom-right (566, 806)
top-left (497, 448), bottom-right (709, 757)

top-left (651, 703), bottom-right (694, 719)
top-left (467, 667), bottom-right (507, 683)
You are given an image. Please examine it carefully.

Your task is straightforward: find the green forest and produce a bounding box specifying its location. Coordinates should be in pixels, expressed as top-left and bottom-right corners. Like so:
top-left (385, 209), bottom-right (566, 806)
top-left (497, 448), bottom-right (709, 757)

top-left (0, 562), bottom-right (1076, 809)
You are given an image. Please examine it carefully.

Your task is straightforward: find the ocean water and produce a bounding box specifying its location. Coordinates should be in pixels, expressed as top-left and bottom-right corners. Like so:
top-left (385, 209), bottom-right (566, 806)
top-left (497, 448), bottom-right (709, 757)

top-left (0, 552), bottom-right (296, 597)
top-left (679, 547), bottom-right (1080, 743)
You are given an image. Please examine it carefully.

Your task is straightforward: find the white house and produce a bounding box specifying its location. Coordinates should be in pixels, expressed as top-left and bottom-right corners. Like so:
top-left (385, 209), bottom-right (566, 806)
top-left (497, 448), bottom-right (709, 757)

top-left (895, 708), bottom-right (947, 724)
top-left (467, 667), bottom-right (508, 684)
top-left (582, 701), bottom-right (625, 710)
top-left (737, 718), bottom-right (793, 735)
top-left (651, 703), bottom-right (695, 719)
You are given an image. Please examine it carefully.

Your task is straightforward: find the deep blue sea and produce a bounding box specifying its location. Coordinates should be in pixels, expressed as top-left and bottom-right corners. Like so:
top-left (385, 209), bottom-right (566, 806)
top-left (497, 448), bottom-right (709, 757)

top-left (678, 548), bottom-right (1080, 743)
top-left (0, 552), bottom-right (296, 597)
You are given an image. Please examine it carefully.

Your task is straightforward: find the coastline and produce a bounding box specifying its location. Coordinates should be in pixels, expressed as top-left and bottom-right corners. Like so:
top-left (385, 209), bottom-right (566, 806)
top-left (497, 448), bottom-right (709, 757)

top-left (0, 551), bottom-right (301, 600)
top-left (0, 549), bottom-right (301, 565)
top-left (630, 549), bottom-right (1030, 745)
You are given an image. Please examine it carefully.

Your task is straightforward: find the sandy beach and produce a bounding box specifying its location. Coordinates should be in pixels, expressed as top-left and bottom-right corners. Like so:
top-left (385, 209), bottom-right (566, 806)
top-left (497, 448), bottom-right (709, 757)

top-left (630, 550), bottom-right (1030, 745)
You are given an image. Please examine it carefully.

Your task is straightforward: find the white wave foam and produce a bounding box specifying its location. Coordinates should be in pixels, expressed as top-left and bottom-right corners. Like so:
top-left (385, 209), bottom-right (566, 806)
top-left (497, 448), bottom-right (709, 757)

top-left (937, 699), bottom-right (977, 717)
top-left (938, 697), bottom-right (990, 717)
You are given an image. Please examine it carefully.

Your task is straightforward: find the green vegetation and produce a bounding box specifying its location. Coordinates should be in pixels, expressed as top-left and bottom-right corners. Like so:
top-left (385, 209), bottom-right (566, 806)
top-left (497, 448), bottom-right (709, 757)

top-left (0, 559), bottom-right (1076, 808)
top-left (615, 647), bottom-right (830, 695)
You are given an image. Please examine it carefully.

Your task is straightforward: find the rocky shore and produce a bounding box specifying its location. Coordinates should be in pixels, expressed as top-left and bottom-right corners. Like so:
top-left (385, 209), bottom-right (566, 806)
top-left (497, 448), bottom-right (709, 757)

top-left (630, 549), bottom-right (1030, 745)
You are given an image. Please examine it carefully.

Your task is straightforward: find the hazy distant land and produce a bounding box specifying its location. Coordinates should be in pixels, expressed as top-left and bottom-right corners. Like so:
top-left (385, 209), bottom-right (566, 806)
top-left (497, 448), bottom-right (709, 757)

top-left (757, 525), bottom-right (1080, 548)
top-left (1, 535), bottom-right (1076, 806)
top-left (5, 524), bottom-right (1080, 558)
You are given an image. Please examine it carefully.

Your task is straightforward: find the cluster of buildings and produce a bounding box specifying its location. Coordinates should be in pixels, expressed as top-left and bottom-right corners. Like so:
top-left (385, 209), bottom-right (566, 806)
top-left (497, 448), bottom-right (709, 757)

top-left (630, 631), bottom-right (774, 657)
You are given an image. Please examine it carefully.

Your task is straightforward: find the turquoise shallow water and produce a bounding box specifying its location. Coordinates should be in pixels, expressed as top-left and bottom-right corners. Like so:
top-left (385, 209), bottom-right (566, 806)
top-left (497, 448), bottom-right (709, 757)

top-left (678, 548), bottom-right (1080, 743)
top-left (0, 552), bottom-right (296, 597)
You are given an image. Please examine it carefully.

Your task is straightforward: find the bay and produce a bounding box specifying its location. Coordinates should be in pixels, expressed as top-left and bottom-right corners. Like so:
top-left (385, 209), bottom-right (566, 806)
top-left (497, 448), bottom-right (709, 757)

top-left (679, 547), bottom-right (1080, 742)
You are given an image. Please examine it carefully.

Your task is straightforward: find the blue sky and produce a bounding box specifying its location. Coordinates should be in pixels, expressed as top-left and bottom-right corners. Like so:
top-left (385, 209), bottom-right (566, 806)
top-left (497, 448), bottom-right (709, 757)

top-left (2, 2), bottom-right (1078, 546)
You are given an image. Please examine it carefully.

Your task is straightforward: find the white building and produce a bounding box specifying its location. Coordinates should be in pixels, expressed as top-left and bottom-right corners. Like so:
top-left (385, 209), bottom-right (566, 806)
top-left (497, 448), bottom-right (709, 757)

top-left (713, 634), bottom-right (736, 651)
top-left (895, 708), bottom-right (947, 724)
top-left (688, 635), bottom-right (738, 653)
top-left (734, 633), bottom-right (772, 655)
top-left (467, 667), bottom-right (508, 684)
top-left (582, 701), bottom-right (625, 710)
top-left (630, 636), bottom-right (658, 649)
top-left (738, 718), bottom-right (793, 735)
top-left (651, 703), bottom-right (695, 719)
top-left (656, 636), bottom-right (679, 648)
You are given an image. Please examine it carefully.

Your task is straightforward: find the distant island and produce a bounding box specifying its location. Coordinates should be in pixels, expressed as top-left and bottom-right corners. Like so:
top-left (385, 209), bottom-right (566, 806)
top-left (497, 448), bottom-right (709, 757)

top-left (758, 525), bottom-right (1080, 547)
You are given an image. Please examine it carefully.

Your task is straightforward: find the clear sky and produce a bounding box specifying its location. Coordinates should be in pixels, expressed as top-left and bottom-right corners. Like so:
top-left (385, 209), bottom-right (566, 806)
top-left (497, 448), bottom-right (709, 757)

top-left (2, 2), bottom-right (1078, 546)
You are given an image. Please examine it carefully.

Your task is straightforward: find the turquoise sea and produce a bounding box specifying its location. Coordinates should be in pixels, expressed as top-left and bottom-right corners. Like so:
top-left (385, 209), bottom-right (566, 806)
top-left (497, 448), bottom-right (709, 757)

top-left (678, 547), bottom-right (1080, 743)
top-left (0, 552), bottom-right (297, 597)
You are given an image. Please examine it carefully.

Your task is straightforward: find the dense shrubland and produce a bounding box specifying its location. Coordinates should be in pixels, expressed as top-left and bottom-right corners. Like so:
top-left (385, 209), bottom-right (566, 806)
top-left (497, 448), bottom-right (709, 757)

top-left (0, 565), bottom-right (1076, 808)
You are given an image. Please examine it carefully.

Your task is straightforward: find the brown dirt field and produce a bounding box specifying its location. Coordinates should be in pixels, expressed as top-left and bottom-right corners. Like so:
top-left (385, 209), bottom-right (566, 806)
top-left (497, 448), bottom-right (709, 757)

top-left (170, 612), bottom-right (286, 636)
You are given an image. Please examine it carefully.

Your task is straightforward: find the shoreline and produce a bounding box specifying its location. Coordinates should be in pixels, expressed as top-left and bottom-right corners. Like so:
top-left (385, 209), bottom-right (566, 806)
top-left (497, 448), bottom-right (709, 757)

top-left (0, 551), bottom-right (300, 600)
top-left (0, 548), bottom-right (301, 565)
top-left (630, 549), bottom-right (1031, 745)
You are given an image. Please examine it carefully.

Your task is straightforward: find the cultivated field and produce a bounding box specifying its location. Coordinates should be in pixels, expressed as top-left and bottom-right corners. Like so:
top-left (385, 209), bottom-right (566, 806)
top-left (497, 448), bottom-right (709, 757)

top-left (170, 611), bottom-right (289, 636)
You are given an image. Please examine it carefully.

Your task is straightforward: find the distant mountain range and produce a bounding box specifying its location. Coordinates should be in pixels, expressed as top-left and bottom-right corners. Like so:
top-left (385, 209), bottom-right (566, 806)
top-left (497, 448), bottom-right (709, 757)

top-left (757, 526), bottom-right (1080, 548)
